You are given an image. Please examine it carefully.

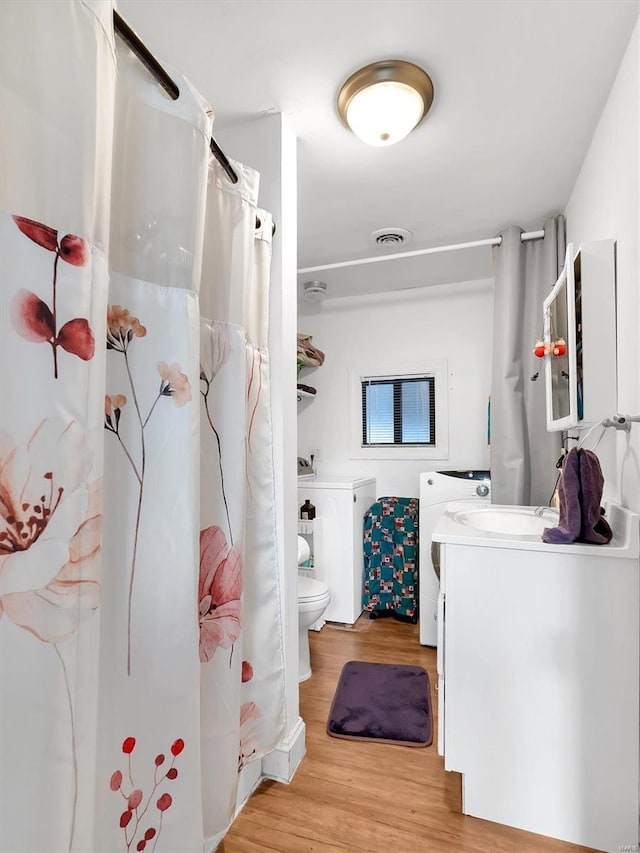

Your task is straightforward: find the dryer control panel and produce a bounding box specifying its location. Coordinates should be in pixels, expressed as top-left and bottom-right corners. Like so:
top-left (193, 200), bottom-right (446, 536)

top-left (422, 470), bottom-right (490, 500)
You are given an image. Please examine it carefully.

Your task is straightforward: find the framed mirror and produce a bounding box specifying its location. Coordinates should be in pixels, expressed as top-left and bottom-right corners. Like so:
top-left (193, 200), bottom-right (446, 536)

top-left (542, 240), bottom-right (616, 432)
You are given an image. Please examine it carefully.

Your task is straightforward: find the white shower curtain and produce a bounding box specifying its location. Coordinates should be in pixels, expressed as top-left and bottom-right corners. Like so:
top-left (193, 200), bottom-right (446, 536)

top-left (1, 4), bottom-right (115, 850)
top-left (0, 2), bottom-right (286, 850)
top-left (199, 165), bottom-right (285, 849)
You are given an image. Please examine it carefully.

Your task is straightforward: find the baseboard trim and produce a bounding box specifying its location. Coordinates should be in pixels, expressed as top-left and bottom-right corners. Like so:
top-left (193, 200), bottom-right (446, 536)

top-left (235, 759), bottom-right (263, 813)
top-left (261, 716), bottom-right (306, 783)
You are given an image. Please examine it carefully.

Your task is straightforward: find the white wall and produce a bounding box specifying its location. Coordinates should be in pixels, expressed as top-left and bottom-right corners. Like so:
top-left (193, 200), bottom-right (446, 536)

top-left (216, 115), bottom-right (300, 739)
top-left (298, 279), bottom-right (493, 497)
top-left (565, 19), bottom-right (640, 513)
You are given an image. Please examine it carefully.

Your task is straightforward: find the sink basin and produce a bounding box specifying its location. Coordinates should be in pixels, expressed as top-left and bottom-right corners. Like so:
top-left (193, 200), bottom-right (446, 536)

top-left (450, 505), bottom-right (559, 537)
top-left (434, 500), bottom-right (637, 555)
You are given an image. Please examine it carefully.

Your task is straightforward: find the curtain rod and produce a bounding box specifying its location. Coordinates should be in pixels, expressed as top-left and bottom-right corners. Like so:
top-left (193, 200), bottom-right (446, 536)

top-left (113, 10), bottom-right (238, 185)
top-left (298, 230), bottom-right (545, 275)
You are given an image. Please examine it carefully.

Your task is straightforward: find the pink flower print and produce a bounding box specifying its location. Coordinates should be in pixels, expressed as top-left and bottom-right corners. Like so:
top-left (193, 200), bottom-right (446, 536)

top-left (106, 305), bottom-right (147, 352)
top-left (200, 322), bottom-right (230, 383)
top-left (0, 419), bottom-right (101, 642)
top-left (105, 394), bottom-right (127, 419)
top-left (157, 361), bottom-right (192, 407)
top-left (1, 419), bottom-right (88, 553)
top-left (200, 323), bottom-right (233, 543)
top-left (105, 309), bottom-right (193, 675)
top-left (12, 216), bottom-right (93, 377)
top-left (104, 394), bottom-right (127, 433)
top-left (0, 511), bottom-right (101, 642)
top-left (238, 702), bottom-right (261, 771)
top-left (199, 525), bottom-right (242, 662)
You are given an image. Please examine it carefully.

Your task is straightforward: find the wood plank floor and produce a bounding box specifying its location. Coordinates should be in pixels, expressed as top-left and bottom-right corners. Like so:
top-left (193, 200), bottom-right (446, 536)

top-left (219, 618), bottom-right (597, 853)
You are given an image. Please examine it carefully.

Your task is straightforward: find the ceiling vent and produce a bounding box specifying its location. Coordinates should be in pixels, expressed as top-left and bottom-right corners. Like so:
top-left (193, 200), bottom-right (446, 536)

top-left (303, 280), bottom-right (328, 301)
top-left (369, 227), bottom-right (413, 248)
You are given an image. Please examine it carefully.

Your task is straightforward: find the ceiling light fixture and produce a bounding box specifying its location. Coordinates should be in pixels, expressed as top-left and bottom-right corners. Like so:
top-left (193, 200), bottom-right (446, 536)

top-left (337, 59), bottom-right (434, 147)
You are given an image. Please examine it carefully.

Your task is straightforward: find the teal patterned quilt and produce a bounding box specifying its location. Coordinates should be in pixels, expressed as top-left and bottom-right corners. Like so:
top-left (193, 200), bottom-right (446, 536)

top-left (363, 497), bottom-right (419, 622)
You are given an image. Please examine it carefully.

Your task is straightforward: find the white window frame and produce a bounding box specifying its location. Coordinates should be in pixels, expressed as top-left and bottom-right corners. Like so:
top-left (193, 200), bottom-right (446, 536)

top-left (349, 359), bottom-right (449, 460)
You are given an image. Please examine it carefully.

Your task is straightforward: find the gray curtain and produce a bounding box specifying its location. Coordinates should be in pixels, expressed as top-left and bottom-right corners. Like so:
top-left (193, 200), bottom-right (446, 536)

top-left (490, 215), bottom-right (565, 505)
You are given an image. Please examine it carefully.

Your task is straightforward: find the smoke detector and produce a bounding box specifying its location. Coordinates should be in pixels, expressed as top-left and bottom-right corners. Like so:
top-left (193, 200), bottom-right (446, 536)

top-left (368, 227), bottom-right (413, 248)
top-left (303, 280), bottom-right (328, 301)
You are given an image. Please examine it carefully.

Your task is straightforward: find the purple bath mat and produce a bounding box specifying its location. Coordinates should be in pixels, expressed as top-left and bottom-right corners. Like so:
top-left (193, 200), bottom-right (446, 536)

top-left (327, 660), bottom-right (433, 747)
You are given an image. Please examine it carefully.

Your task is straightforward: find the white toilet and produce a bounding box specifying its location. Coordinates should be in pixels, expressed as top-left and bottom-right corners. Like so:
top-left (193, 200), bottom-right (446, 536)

top-left (297, 536), bottom-right (330, 682)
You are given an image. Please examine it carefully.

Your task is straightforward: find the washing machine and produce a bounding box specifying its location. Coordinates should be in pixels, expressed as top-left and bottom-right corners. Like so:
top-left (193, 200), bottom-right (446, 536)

top-left (419, 470), bottom-right (490, 646)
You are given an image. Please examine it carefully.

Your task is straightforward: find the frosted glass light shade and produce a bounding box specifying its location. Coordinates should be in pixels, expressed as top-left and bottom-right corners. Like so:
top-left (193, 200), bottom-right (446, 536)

top-left (346, 81), bottom-right (425, 146)
top-left (337, 60), bottom-right (434, 147)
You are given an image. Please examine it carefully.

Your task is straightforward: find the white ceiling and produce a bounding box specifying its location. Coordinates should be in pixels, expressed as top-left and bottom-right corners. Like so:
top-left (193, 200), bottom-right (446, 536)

top-left (119, 0), bottom-right (638, 298)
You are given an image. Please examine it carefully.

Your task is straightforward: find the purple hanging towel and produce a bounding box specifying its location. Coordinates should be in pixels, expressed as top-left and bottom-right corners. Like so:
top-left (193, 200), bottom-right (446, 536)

top-left (578, 449), bottom-right (613, 544)
top-left (542, 448), bottom-right (581, 544)
top-left (542, 447), bottom-right (612, 545)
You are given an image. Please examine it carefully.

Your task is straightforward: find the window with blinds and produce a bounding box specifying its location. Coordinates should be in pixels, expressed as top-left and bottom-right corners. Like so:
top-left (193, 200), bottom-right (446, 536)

top-left (361, 374), bottom-right (436, 447)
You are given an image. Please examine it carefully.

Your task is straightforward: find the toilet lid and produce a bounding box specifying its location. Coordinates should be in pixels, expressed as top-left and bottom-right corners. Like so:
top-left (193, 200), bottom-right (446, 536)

top-left (298, 575), bottom-right (329, 602)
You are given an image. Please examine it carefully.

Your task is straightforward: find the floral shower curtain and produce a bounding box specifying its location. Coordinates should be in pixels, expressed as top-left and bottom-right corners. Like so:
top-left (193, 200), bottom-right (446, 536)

top-left (1, 3), bottom-right (115, 850)
top-left (199, 164), bottom-right (285, 849)
top-left (0, 2), bottom-right (286, 851)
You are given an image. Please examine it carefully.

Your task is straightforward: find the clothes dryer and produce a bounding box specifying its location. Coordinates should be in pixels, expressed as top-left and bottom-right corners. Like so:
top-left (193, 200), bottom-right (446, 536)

top-left (419, 470), bottom-right (490, 646)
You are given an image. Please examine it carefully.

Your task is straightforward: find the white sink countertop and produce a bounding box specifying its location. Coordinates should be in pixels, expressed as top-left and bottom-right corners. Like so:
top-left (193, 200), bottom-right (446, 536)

top-left (432, 500), bottom-right (639, 558)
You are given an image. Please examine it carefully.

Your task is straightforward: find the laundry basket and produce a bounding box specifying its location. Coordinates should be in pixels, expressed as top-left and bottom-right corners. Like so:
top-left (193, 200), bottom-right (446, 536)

top-left (362, 497), bottom-right (419, 623)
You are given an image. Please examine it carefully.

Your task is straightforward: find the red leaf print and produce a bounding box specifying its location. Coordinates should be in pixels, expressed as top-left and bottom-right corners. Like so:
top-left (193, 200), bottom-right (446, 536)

top-left (110, 770), bottom-right (123, 791)
top-left (11, 290), bottom-right (54, 342)
top-left (144, 828), bottom-right (156, 841)
top-left (120, 809), bottom-right (133, 828)
top-left (13, 215), bottom-right (58, 251)
top-left (156, 793), bottom-right (172, 812)
top-left (136, 842), bottom-right (146, 852)
top-left (166, 768), bottom-right (178, 780)
top-left (122, 736), bottom-right (136, 754)
top-left (154, 753), bottom-right (165, 766)
top-left (128, 789), bottom-right (143, 810)
top-left (242, 660), bottom-right (254, 683)
top-left (59, 234), bottom-right (88, 266)
top-left (57, 318), bottom-right (95, 360)
top-left (170, 738), bottom-right (184, 757)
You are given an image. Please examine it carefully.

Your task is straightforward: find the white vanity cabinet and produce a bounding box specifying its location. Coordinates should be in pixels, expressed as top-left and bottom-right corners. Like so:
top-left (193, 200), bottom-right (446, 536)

top-left (297, 475), bottom-right (376, 624)
top-left (434, 504), bottom-right (639, 853)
